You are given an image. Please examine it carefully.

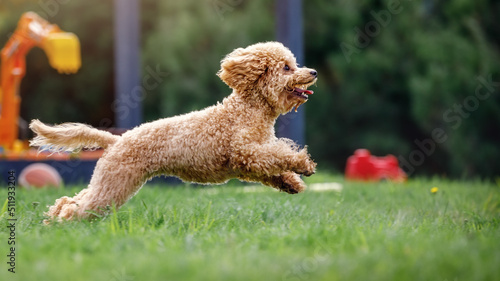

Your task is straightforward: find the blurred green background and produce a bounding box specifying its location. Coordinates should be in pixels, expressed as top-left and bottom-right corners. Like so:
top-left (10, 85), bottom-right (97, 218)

top-left (1, 0), bottom-right (499, 178)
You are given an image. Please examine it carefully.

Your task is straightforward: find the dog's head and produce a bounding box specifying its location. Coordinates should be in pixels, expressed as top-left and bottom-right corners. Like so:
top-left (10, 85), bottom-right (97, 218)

top-left (218, 42), bottom-right (317, 114)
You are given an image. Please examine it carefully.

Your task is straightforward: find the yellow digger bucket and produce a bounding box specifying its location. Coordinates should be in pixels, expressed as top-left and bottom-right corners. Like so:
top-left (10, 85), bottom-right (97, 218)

top-left (43, 32), bottom-right (81, 74)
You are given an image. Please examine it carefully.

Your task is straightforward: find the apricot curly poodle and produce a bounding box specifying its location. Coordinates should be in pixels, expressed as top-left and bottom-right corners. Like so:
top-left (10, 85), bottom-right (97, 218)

top-left (30, 41), bottom-right (318, 221)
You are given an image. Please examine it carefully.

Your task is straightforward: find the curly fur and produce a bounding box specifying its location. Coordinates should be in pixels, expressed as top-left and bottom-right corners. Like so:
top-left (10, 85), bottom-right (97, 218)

top-left (30, 42), bottom-right (318, 222)
top-left (30, 120), bottom-right (119, 152)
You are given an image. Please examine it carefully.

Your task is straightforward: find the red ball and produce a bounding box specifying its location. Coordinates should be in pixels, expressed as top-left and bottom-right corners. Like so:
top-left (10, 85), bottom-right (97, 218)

top-left (19, 163), bottom-right (62, 188)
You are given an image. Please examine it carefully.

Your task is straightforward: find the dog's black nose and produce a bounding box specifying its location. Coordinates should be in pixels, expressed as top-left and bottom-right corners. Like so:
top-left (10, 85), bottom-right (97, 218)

top-left (310, 70), bottom-right (317, 77)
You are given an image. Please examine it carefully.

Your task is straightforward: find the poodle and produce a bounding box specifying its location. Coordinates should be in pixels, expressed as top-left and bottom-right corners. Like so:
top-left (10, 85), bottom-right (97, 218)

top-left (30, 41), bottom-right (318, 221)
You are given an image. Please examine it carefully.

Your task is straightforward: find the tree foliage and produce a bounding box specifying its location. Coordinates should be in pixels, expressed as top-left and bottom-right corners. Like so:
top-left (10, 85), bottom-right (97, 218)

top-left (304, 0), bottom-right (500, 177)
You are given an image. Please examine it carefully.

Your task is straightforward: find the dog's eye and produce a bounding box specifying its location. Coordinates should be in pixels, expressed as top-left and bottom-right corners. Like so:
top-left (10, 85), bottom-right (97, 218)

top-left (284, 65), bottom-right (290, 71)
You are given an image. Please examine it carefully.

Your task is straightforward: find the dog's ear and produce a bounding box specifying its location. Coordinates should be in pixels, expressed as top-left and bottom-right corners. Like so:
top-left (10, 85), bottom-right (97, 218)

top-left (217, 48), bottom-right (267, 91)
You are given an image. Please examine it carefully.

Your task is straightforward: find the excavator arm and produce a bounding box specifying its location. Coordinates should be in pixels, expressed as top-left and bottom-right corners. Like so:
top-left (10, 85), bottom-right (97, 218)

top-left (0, 12), bottom-right (81, 150)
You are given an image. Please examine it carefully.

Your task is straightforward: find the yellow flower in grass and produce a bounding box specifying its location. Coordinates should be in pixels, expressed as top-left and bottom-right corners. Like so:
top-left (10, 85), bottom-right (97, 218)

top-left (431, 187), bottom-right (439, 194)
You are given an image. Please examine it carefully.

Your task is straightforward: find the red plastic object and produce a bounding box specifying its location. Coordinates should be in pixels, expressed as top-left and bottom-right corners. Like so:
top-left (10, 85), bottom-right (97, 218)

top-left (345, 149), bottom-right (407, 182)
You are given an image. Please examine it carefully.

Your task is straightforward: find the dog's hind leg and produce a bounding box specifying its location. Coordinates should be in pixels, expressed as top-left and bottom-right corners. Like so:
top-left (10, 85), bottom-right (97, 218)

top-left (45, 155), bottom-right (147, 222)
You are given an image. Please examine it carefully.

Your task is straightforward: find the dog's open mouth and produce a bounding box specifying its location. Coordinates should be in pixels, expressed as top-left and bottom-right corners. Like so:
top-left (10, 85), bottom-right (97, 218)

top-left (292, 87), bottom-right (314, 100)
top-left (284, 79), bottom-right (317, 112)
top-left (286, 86), bottom-right (315, 112)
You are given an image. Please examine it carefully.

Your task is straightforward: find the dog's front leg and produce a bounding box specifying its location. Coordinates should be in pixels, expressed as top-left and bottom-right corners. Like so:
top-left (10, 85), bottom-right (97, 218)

top-left (231, 136), bottom-right (316, 177)
top-left (257, 171), bottom-right (307, 194)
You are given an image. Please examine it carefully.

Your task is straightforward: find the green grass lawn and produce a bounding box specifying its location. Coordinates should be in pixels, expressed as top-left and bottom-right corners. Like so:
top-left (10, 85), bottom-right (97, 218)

top-left (1, 173), bottom-right (499, 281)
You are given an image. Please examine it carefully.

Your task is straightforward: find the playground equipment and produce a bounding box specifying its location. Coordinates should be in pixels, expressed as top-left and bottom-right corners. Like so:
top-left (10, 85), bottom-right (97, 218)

top-left (0, 12), bottom-right (81, 150)
top-left (345, 149), bottom-right (407, 182)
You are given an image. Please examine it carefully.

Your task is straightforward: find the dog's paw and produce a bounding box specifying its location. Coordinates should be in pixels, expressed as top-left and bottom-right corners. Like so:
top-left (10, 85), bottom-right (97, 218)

top-left (297, 160), bottom-right (316, 177)
top-left (44, 196), bottom-right (79, 222)
top-left (292, 149), bottom-right (317, 177)
top-left (261, 172), bottom-right (306, 194)
top-left (278, 172), bottom-right (306, 194)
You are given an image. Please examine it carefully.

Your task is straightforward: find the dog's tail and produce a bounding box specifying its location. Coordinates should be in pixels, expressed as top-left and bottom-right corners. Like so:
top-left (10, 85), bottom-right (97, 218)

top-left (29, 119), bottom-right (120, 152)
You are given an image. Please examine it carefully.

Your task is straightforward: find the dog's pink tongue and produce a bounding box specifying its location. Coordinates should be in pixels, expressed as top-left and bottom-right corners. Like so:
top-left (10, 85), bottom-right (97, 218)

top-left (295, 88), bottom-right (314, 95)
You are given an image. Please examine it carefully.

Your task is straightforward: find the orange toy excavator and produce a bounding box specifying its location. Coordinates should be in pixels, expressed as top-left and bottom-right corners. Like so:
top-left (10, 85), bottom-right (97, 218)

top-left (0, 12), bottom-right (81, 150)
